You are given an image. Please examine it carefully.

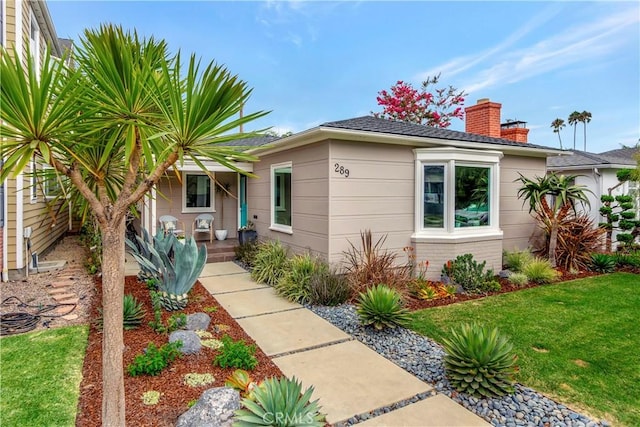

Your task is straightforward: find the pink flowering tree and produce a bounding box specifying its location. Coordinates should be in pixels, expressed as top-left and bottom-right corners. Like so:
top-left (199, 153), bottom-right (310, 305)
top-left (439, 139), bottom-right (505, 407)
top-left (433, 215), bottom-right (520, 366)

top-left (373, 74), bottom-right (467, 128)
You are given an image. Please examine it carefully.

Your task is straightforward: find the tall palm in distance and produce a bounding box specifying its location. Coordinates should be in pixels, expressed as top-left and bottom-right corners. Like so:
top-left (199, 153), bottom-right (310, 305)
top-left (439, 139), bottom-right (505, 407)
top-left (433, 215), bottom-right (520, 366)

top-left (551, 118), bottom-right (566, 149)
top-left (579, 111), bottom-right (592, 152)
top-left (568, 111), bottom-right (581, 150)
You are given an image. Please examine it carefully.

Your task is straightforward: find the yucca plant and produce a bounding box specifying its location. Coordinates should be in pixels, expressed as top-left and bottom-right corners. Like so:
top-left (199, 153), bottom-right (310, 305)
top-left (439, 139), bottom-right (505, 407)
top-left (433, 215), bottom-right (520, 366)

top-left (275, 254), bottom-right (325, 304)
top-left (234, 376), bottom-right (326, 427)
top-left (356, 284), bottom-right (410, 330)
top-left (442, 323), bottom-right (519, 398)
top-left (251, 240), bottom-right (289, 286)
top-left (589, 253), bottom-right (616, 273)
top-left (97, 294), bottom-right (146, 330)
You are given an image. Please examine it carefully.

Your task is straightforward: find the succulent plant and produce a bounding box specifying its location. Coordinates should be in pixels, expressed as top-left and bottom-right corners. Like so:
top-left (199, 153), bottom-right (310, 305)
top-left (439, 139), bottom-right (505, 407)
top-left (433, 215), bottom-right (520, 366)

top-left (234, 376), bottom-right (326, 427)
top-left (97, 294), bottom-right (146, 330)
top-left (441, 323), bottom-right (519, 398)
top-left (589, 253), bottom-right (616, 273)
top-left (356, 284), bottom-right (410, 330)
top-left (225, 369), bottom-right (256, 397)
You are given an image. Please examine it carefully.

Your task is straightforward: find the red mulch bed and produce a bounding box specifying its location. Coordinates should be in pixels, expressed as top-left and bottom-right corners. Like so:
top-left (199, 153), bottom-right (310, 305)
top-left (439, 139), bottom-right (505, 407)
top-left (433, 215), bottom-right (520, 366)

top-left (404, 268), bottom-right (638, 311)
top-left (76, 276), bottom-right (283, 427)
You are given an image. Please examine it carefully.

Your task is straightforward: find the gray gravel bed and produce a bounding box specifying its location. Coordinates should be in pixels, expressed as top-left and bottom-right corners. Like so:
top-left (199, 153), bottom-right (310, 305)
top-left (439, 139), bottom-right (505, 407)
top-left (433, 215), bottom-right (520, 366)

top-left (308, 304), bottom-right (609, 427)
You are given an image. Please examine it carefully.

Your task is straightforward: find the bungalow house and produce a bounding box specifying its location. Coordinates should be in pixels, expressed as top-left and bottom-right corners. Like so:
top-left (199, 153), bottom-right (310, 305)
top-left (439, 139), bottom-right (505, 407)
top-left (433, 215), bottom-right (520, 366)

top-left (145, 98), bottom-right (564, 279)
top-left (1, 0), bottom-right (68, 280)
top-left (547, 147), bottom-right (639, 246)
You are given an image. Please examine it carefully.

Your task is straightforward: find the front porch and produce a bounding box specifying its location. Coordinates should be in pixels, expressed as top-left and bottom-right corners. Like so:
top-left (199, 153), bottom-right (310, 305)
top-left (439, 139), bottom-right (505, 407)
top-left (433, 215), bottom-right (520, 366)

top-left (198, 237), bottom-right (238, 263)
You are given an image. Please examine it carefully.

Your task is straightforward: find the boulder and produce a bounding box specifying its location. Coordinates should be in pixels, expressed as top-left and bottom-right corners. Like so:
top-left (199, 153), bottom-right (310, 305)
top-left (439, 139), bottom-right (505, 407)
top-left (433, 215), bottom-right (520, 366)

top-left (169, 330), bottom-right (201, 355)
top-left (176, 387), bottom-right (240, 427)
top-left (186, 312), bottom-right (211, 331)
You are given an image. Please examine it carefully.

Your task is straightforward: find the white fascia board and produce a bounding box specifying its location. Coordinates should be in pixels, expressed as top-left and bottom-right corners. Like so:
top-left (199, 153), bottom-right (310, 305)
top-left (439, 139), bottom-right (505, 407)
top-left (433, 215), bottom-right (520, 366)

top-left (548, 163), bottom-right (633, 171)
top-left (248, 127), bottom-right (565, 158)
top-left (176, 161), bottom-right (254, 173)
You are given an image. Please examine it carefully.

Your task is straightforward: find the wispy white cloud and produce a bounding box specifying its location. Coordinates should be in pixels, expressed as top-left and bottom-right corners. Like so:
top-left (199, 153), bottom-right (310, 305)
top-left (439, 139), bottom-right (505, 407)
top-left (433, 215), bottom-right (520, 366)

top-left (418, 5), bottom-right (639, 95)
top-left (458, 7), bottom-right (639, 94)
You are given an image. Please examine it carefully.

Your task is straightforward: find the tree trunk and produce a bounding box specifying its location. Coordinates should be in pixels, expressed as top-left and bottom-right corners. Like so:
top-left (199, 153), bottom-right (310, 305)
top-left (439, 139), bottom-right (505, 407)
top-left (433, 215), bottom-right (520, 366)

top-left (101, 218), bottom-right (127, 426)
top-left (549, 220), bottom-right (558, 268)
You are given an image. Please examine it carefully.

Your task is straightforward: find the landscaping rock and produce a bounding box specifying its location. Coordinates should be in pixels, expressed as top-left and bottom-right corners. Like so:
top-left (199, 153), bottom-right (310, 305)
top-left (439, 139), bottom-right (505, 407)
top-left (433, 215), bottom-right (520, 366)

top-left (176, 387), bottom-right (240, 427)
top-left (169, 330), bottom-right (201, 354)
top-left (186, 312), bottom-right (211, 331)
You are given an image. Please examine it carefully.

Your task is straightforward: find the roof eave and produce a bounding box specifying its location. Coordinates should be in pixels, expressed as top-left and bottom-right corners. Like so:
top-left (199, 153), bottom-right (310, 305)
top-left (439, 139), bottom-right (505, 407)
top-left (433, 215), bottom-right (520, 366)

top-left (247, 127), bottom-right (566, 158)
top-left (548, 163), bottom-right (635, 171)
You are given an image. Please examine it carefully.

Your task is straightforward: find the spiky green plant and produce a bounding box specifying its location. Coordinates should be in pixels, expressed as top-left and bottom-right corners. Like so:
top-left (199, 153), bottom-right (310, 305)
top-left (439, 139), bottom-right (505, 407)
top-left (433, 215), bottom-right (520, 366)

top-left (97, 294), bottom-right (146, 330)
top-left (308, 267), bottom-right (350, 306)
top-left (275, 254), bottom-right (325, 304)
top-left (234, 376), bottom-right (326, 427)
top-left (589, 253), bottom-right (617, 273)
top-left (225, 369), bottom-right (256, 397)
top-left (503, 249), bottom-right (533, 273)
top-left (522, 258), bottom-right (560, 284)
top-left (442, 323), bottom-right (519, 398)
top-left (251, 240), bottom-right (289, 286)
top-left (356, 284), bottom-right (410, 330)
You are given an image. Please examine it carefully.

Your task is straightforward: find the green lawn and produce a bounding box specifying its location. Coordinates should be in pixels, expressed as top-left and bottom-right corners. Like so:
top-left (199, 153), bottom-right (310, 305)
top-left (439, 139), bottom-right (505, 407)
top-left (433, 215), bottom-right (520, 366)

top-left (408, 273), bottom-right (640, 427)
top-left (0, 325), bottom-right (88, 426)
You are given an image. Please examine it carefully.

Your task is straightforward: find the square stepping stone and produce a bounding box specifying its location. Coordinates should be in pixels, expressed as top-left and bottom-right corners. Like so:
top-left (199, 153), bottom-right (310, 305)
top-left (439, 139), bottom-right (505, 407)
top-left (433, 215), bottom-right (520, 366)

top-left (358, 394), bottom-right (490, 426)
top-left (58, 298), bottom-right (79, 305)
top-left (199, 273), bottom-right (267, 295)
top-left (213, 287), bottom-right (300, 318)
top-left (49, 288), bottom-right (70, 295)
top-left (200, 262), bottom-right (246, 277)
top-left (274, 340), bottom-right (433, 425)
top-left (61, 314), bottom-right (79, 321)
top-left (52, 280), bottom-right (75, 288)
top-left (238, 309), bottom-right (350, 356)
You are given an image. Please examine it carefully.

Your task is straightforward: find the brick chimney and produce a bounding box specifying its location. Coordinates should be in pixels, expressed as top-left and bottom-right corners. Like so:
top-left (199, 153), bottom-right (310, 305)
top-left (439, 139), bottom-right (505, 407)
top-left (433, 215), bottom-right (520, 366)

top-left (464, 98), bottom-right (528, 143)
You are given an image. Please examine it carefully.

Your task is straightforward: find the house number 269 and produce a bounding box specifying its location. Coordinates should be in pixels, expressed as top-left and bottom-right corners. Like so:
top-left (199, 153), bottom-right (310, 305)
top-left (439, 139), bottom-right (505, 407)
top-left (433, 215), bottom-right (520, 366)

top-left (334, 163), bottom-right (350, 178)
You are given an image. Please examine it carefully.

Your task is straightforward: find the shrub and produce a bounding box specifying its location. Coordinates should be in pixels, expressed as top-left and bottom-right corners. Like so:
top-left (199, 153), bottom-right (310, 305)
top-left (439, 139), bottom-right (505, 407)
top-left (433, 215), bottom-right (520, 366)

top-left (444, 254), bottom-right (494, 294)
top-left (342, 230), bottom-right (410, 295)
top-left (127, 341), bottom-right (182, 376)
top-left (442, 323), bottom-right (518, 398)
top-left (97, 294), bottom-right (146, 330)
top-left (234, 376), bottom-right (326, 427)
top-left (356, 284), bottom-right (410, 330)
top-left (508, 272), bottom-right (529, 287)
top-left (589, 253), bottom-right (617, 273)
top-left (522, 258), bottom-right (560, 284)
top-left (615, 252), bottom-right (640, 267)
top-left (307, 267), bottom-right (351, 306)
top-left (148, 291), bottom-right (166, 333)
top-left (213, 335), bottom-right (258, 370)
top-left (275, 254), bottom-right (323, 304)
top-left (503, 249), bottom-right (533, 273)
top-left (251, 240), bottom-right (289, 286)
top-left (166, 313), bottom-right (187, 333)
top-left (235, 240), bottom-right (260, 268)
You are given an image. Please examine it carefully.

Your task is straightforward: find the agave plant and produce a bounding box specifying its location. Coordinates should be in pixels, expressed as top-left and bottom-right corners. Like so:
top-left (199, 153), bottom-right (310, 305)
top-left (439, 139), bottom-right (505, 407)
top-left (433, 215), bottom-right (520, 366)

top-left (234, 376), bottom-right (325, 427)
top-left (125, 228), bottom-right (170, 281)
top-left (589, 253), bottom-right (616, 273)
top-left (442, 323), bottom-right (519, 398)
top-left (356, 284), bottom-right (411, 330)
top-left (156, 236), bottom-right (207, 310)
top-left (97, 294), bottom-right (146, 330)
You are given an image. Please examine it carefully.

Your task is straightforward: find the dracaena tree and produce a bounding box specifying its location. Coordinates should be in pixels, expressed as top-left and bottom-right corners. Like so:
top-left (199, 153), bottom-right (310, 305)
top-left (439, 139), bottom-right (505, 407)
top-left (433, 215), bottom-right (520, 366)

top-left (372, 73), bottom-right (466, 128)
top-left (0, 25), bottom-right (267, 426)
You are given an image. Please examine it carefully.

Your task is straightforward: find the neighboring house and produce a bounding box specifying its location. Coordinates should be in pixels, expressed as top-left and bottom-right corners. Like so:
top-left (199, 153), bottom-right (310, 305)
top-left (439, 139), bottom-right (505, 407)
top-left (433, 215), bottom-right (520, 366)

top-left (1, 0), bottom-right (67, 279)
top-left (547, 147), bottom-right (640, 246)
top-left (237, 99), bottom-right (564, 279)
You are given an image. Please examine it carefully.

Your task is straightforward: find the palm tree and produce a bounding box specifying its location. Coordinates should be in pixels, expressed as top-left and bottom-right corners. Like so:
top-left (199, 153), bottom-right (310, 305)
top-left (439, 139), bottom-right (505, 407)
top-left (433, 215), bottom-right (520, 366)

top-left (579, 110), bottom-right (592, 151)
top-left (568, 111), bottom-right (581, 150)
top-left (550, 118), bottom-right (566, 149)
top-left (0, 25), bottom-right (267, 425)
top-left (516, 173), bottom-right (591, 267)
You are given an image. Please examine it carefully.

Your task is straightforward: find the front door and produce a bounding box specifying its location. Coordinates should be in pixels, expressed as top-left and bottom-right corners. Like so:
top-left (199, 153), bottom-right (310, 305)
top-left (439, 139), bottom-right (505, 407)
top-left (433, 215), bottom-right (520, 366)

top-left (239, 174), bottom-right (248, 228)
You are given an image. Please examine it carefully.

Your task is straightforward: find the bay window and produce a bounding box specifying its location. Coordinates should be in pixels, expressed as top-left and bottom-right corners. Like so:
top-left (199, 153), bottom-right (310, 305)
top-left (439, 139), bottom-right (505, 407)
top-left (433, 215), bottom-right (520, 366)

top-left (414, 148), bottom-right (502, 238)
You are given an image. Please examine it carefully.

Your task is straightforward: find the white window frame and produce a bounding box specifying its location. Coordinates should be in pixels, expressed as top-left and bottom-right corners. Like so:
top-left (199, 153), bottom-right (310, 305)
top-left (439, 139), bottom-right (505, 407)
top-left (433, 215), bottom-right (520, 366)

top-left (30, 156), bottom-right (37, 203)
top-left (628, 180), bottom-right (640, 219)
top-left (270, 161), bottom-right (292, 234)
top-left (42, 165), bottom-right (61, 200)
top-left (182, 172), bottom-right (215, 213)
top-left (29, 11), bottom-right (40, 74)
top-left (413, 147), bottom-right (503, 241)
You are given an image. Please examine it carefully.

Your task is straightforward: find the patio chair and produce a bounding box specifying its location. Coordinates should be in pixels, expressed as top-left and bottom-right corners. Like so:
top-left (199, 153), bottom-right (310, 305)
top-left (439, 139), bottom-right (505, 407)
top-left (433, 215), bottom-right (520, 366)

top-left (158, 215), bottom-right (185, 237)
top-left (192, 213), bottom-right (214, 243)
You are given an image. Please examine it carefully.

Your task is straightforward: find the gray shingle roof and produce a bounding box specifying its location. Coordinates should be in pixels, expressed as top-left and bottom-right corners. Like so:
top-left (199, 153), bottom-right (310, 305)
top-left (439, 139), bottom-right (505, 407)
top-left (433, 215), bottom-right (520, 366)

top-left (547, 147), bottom-right (638, 168)
top-left (321, 116), bottom-right (552, 150)
top-left (222, 135), bottom-right (279, 148)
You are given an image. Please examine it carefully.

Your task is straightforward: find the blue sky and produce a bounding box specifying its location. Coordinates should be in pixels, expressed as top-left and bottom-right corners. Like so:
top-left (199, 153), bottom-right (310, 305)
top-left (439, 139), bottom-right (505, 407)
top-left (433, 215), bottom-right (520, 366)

top-left (48, 1), bottom-right (639, 153)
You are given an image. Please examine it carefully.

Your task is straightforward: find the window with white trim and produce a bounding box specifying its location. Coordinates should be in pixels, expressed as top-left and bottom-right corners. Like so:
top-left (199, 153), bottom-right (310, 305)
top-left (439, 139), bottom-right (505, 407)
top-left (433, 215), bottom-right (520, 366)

top-left (29, 11), bottom-right (40, 73)
top-left (414, 148), bottom-right (502, 238)
top-left (270, 162), bottom-right (292, 233)
top-left (30, 155), bottom-right (37, 202)
top-left (42, 166), bottom-right (61, 199)
top-left (182, 173), bottom-right (214, 213)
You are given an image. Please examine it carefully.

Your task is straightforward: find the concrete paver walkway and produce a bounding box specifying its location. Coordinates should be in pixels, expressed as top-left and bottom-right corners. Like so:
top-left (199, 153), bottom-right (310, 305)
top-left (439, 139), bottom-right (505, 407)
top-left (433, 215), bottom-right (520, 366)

top-left (201, 262), bottom-right (489, 426)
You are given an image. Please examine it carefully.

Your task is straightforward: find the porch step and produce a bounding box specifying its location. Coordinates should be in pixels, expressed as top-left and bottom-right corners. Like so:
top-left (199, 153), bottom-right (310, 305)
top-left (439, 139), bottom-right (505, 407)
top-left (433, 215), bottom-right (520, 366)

top-left (207, 252), bottom-right (237, 263)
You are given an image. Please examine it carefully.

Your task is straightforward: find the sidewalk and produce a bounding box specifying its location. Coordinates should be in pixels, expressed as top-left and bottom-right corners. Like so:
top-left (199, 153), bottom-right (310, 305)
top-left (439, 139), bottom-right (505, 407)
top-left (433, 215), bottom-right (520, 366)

top-left (199, 262), bottom-right (489, 426)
